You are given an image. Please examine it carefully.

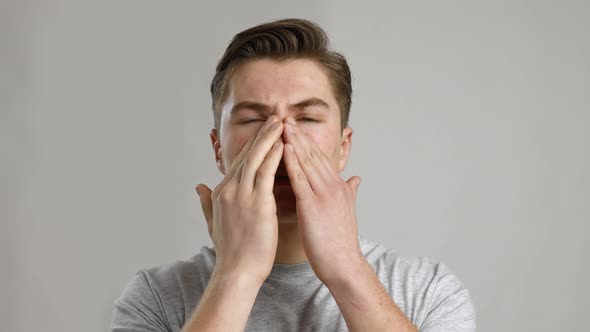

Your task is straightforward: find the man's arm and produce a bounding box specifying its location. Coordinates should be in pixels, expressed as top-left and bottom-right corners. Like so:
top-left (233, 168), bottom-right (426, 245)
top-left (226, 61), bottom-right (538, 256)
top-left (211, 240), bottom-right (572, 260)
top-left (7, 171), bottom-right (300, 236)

top-left (281, 118), bottom-right (417, 330)
top-left (325, 257), bottom-right (418, 332)
top-left (181, 270), bottom-right (263, 332)
top-left (184, 116), bottom-right (285, 331)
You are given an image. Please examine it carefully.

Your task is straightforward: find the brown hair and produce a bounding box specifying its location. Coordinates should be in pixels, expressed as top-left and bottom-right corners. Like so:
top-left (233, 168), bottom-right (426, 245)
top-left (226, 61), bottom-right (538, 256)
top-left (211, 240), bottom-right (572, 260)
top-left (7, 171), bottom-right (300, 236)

top-left (210, 18), bottom-right (352, 132)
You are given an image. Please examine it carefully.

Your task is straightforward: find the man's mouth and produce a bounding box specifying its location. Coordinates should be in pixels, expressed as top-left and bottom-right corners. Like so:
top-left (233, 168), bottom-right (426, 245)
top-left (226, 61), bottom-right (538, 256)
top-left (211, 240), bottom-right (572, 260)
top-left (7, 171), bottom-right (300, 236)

top-left (274, 175), bottom-right (291, 186)
top-left (274, 162), bottom-right (290, 186)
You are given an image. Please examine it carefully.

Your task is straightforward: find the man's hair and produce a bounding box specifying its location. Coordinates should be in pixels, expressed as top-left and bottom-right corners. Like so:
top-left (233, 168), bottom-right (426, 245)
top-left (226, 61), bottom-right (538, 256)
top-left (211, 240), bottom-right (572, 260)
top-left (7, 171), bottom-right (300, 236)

top-left (210, 18), bottom-right (352, 132)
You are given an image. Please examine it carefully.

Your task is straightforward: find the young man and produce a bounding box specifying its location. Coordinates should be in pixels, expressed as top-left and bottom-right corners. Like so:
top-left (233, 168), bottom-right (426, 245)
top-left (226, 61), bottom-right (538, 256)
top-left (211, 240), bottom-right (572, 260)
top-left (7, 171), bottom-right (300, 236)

top-left (111, 19), bottom-right (476, 331)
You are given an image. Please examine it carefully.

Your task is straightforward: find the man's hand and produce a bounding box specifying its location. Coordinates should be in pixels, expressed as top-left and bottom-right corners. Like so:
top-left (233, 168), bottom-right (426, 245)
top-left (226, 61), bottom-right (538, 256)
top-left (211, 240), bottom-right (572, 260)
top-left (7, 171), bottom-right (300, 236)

top-left (196, 115), bottom-right (284, 284)
top-left (184, 116), bottom-right (285, 332)
top-left (282, 117), bottom-right (363, 285)
top-left (282, 117), bottom-right (417, 332)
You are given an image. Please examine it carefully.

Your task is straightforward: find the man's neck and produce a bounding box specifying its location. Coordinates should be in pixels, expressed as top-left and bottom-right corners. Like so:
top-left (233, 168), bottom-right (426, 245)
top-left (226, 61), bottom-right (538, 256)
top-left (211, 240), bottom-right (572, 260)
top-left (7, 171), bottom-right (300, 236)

top-left (274, 216), bottom-right (308, 265)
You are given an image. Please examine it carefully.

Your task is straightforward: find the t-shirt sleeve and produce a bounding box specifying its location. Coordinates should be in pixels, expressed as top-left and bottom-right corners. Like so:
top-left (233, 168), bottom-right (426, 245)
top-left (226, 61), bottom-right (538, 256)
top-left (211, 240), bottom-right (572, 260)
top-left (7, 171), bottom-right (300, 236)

top-left (418, 261), bottom-right (477, 332)
top-left (111, 270), bottom-right (171, 332)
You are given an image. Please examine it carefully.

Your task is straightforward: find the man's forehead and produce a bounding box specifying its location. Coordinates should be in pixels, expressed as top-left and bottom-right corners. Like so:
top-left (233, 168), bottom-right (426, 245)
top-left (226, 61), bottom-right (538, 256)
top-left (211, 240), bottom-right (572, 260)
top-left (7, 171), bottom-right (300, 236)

top-left (229, 59), bottom-right (333, 103)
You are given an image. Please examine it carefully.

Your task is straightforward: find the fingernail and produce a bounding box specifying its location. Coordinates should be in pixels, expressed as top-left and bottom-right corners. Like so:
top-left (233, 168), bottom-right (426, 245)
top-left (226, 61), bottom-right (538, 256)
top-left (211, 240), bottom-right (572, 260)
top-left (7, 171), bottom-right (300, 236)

top-left (195, 185), bottom-right (201, 196)
top-left (271, 121), bottom-right (281, 130)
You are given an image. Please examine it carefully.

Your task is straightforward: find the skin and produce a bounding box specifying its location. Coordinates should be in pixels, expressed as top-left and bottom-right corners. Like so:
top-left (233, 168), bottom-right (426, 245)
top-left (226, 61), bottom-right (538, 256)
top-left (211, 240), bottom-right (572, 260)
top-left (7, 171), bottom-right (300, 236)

top-left (213, 58), bottom-right (355, 265)
top-left (184, 58), bottom-right (417, 332)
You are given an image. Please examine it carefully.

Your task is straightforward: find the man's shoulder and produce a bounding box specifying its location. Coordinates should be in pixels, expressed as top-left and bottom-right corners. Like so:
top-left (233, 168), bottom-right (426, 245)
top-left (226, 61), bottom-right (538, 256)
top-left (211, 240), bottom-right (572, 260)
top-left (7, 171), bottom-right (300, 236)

top-left (359, 235), bottom-right (441, 270)
top-left (112, 246), bottom-right (216, 330)
top-left (149, 245), bottom-right (214, 271)
top-left (360, 235), bottom-right (464, 288)
top-left (117, 245), bottom-right (216, 302)
top-left (359, 235), bottom-right (476, 330)
top-left (140, 245), bottom-right (216, 285)
top-left (113, 246), bottom-right (216, 313)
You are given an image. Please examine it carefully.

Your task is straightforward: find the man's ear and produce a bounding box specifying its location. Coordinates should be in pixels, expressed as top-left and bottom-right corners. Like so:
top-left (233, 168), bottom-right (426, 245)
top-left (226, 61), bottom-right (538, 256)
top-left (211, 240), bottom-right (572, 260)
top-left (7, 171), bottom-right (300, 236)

top-left (338, 126), bottom-right (353, 173)
top-left (210, 128), bottom-right (226, 175)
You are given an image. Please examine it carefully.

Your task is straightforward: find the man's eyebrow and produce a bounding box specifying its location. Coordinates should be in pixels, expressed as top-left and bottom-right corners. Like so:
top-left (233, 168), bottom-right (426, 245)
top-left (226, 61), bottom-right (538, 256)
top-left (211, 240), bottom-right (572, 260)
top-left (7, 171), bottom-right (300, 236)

top-left (292, 97), bottom-right (330, 110)
top-left (230, 101), bottom-right (269, 114)
top-left (230, 97), bottom-right (330, 114)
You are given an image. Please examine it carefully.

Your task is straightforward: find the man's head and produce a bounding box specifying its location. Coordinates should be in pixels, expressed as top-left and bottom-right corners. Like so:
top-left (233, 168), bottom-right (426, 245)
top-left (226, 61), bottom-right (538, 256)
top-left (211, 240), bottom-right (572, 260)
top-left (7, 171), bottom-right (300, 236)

top-left (210, 18), bottom-right (352, 132)
top-left (209, 19), bottom-right (354, 218)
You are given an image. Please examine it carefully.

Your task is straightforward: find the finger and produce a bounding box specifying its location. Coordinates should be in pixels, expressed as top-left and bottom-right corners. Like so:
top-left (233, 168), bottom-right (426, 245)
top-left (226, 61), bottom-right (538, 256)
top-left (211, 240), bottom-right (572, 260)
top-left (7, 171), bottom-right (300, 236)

top-left (239, 119), bottom-right (284, 191)
top-left (226, 116), bottom-right (279, 187)
top-left (196, 184), bottom-right (213, 238)
top-left (217, 134), bottom-right (256, 189)
top-left (254, 139), bottom-right (284, 193)
top-left (219, 116), bottom-right (276, 188)
top-left (284, 118), bottom-right (336, 182)
top-left (228, 135), bottom-right (256, 172)
top-left (283, 143), bottom-right (313, 200)
top-left (283, 119), bottom-right (336, 190)
top-left (346, 176), bottom-right (361, 199)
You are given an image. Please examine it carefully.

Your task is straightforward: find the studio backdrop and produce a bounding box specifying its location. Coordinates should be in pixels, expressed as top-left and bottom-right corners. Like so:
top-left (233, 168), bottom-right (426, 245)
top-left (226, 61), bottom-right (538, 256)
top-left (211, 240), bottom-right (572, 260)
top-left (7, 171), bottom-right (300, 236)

top-left (2, 1), bottom-right (589, 331)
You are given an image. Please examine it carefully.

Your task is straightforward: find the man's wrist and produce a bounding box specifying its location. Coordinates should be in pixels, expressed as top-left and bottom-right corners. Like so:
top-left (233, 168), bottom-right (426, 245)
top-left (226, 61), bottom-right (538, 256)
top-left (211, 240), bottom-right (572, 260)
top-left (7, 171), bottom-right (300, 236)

top-left (321, 255), bottom-right (373, 290)
top-left (210, 267), bottom-right (267, 291)
top-left (184, 266), bottom-right (265, 332)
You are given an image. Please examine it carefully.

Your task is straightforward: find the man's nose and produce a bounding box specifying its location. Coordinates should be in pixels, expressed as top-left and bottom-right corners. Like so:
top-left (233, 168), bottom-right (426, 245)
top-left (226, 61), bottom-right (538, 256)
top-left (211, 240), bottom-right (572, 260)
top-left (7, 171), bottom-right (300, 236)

top-left (278, 116), bottom-right (290, 125)
top-left (273, 115), bottom-right (292, 140)
top-left (268, 109), bottom-right (292, 124)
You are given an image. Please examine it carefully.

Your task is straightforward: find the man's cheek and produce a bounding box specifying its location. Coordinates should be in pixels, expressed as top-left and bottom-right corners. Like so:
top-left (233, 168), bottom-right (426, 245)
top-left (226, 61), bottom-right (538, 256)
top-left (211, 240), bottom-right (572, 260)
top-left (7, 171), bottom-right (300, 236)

top-left (235, 136), bottom-right (249, 148)
top-left (227, 134), bottom-right (249, 153)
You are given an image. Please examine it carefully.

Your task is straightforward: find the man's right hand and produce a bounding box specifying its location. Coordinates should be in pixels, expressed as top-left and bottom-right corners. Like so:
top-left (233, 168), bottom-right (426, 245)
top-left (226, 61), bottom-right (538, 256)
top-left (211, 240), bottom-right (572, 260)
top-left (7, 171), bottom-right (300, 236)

top-left (196, 115), bottom-right (284, 284)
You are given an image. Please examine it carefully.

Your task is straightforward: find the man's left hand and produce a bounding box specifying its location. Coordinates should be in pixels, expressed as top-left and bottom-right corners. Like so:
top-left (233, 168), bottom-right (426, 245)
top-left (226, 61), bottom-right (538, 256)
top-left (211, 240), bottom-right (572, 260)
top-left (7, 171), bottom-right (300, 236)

top-left (282, 117), bottom-right (364, 286)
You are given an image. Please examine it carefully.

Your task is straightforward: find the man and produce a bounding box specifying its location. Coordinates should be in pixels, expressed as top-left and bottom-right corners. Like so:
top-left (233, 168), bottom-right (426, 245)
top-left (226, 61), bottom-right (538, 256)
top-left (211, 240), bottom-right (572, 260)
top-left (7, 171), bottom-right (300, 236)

top-left (111, 18), bottom-right (476, 331)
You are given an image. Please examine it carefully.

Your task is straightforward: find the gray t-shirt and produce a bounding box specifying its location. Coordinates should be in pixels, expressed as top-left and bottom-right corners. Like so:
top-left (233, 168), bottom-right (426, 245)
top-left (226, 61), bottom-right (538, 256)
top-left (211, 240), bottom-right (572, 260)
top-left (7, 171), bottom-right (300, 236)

top-left (111, 235), bottom-right (476, 331)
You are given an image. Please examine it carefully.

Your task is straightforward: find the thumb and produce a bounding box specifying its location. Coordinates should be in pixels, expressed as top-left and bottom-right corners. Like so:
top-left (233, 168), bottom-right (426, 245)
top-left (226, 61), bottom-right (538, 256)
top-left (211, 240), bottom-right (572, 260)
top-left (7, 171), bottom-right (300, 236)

top-left (346, 176), bottom-right (361, 197)
top-left (195, 184), bottom-right (213, 237)
top-left (346, 176), bottom-right (362, 198)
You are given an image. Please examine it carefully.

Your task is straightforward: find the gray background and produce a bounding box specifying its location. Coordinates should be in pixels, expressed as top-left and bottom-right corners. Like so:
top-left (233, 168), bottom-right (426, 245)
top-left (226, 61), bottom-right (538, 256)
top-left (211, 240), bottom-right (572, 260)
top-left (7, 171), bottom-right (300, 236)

top-left (2, 1), bottom-right (589, 331)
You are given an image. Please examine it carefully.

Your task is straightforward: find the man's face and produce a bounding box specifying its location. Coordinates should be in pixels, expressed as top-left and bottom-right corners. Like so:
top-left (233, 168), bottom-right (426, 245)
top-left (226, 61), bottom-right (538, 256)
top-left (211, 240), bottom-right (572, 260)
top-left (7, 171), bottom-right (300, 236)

top-left (210, 58), bottom-right (353, 218)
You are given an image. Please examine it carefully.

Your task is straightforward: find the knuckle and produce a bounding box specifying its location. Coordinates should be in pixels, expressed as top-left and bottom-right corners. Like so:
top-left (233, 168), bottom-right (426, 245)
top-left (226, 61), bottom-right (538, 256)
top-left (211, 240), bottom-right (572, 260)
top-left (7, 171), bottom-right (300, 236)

top-left (334, 185), bottom-right (350, 198)
top-left (218, 190), bottom-right (234, 203)
top-left (256, 166), bottom-right (270, 178)
top-left (296, 171), bottom-right (306, 182)
top-left (244, 155), bottom-right (257, 169)
top-left (334, 188), bottom-right (346, 198)
top-left (211, 187), bottom-right (222, 199)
